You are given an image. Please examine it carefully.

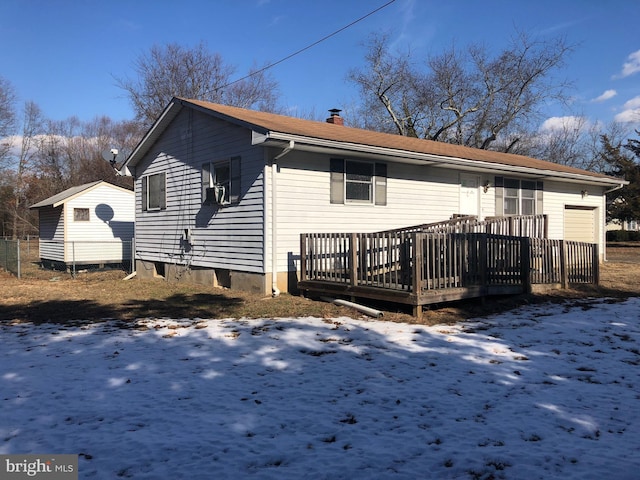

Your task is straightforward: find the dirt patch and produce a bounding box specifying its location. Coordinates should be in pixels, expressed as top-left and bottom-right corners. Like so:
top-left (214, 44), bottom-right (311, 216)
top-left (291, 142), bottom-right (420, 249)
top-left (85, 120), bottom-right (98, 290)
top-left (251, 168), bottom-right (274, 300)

top-left (1, 244), bottom-right (639, 326)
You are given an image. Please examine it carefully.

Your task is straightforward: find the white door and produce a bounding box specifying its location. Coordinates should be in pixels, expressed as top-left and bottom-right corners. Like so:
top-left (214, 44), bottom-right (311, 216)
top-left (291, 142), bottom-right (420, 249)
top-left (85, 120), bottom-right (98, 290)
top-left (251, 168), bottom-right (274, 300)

top-left (460, 174), bottom-right (480, 217)
top-left (564, 206), bottom-right (596, 243)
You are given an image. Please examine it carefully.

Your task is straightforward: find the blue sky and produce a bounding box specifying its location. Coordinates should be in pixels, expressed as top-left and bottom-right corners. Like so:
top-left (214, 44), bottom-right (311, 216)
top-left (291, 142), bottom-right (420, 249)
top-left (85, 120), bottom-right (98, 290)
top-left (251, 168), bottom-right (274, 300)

top-left (1, 0), bottom-right (639, 133)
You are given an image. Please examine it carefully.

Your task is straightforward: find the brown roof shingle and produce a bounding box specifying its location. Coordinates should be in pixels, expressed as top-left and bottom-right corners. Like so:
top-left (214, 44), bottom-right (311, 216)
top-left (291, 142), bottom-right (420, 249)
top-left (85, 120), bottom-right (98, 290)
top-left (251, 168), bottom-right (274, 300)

top-left (175, 98), bottom-right (621, 183)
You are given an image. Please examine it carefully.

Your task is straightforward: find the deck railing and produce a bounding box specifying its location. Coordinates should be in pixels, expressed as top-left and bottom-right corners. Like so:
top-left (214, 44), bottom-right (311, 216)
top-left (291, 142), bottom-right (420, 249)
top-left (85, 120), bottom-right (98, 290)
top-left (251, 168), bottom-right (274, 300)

top-left (483, 215), bottom-right (548, 238)
top-left (300, 232), bottom-right (413, 290)
top-left (300, 231), bottom-right (598, 294)
top-left (382, 214), bottom-right (548, 238)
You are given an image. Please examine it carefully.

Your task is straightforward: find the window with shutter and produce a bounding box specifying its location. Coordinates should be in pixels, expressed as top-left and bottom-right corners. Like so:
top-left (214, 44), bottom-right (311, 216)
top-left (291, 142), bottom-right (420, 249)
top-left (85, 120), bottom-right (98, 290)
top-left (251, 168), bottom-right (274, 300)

top-left (330, 159), bottom-right (387, 205)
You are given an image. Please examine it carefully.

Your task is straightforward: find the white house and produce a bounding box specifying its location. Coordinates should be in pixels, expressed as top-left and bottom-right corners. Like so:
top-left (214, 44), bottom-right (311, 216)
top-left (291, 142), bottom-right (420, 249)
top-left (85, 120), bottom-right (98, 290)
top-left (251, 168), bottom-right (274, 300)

top-left (121, 98), bottom-right (626, 295)
top-left (30, 181), bottom-right (134, 269)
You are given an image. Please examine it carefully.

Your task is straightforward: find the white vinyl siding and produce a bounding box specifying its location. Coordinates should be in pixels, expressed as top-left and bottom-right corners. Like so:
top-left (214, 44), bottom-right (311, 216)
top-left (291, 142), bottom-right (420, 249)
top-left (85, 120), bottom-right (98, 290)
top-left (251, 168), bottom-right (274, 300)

top-left (537, 180), bottom-right (605, 257)
top-left (63, 184), bottom-right (134, 263)
top-left (270, 152), bottom-right (461, 272)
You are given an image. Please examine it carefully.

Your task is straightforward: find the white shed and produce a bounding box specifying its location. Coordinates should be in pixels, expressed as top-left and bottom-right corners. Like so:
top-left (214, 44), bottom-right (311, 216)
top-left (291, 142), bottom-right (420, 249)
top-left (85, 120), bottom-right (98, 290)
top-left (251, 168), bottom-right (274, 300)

top-left (30, 181), bottom-right (134, 268)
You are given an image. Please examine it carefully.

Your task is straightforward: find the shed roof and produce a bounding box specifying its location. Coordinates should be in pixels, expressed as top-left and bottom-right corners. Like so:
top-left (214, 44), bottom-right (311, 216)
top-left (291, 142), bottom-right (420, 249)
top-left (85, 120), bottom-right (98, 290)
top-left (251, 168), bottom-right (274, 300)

top-left (30, 181), bottom-right (133, 209)
top-left (125, 97), bottom-right (625, 187)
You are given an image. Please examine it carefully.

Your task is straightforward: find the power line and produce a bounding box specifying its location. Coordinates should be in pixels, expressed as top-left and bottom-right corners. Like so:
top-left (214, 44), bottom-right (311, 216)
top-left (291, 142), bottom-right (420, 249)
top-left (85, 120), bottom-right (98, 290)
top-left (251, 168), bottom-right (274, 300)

top-left (212, 0), bottom-right (396, 94)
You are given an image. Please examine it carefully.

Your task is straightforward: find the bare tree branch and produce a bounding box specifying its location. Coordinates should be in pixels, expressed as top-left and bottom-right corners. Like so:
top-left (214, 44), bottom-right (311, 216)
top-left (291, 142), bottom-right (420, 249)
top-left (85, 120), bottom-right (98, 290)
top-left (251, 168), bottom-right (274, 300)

top-left (349, 30), bottom-right (573, 153)
top-left (115, 42), bottom-right (280, 127)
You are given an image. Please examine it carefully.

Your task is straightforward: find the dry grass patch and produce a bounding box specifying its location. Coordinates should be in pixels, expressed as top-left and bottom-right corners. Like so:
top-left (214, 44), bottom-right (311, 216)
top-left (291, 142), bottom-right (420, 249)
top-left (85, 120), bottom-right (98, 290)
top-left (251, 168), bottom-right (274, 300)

top-left (1, 244), bottom-right (639, 326)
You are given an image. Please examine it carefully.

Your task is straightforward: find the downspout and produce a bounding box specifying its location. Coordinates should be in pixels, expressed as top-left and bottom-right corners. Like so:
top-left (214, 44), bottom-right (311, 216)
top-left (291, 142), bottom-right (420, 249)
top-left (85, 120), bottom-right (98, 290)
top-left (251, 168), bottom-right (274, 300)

top-left (604, 183), bottom-right (625, 194)
top-left (271, 140), bottom-right (295, 297)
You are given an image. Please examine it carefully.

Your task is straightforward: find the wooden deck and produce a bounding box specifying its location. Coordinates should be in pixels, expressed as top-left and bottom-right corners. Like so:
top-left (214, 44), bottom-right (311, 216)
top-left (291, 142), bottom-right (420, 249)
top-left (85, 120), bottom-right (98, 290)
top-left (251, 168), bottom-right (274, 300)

top-left (298, 216), bottom-right (598, 318)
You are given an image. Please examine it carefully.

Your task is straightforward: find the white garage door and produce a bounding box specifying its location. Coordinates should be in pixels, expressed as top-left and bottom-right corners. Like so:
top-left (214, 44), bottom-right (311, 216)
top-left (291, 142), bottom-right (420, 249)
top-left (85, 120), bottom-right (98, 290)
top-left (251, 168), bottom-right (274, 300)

top-left (564, 206), bottom-right (596, 243)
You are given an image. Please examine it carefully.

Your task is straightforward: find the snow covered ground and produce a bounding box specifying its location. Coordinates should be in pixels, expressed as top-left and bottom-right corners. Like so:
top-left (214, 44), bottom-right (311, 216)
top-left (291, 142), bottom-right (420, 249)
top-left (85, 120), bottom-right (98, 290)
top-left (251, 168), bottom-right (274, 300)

top-left (1, 297), bottom-right (639, 479)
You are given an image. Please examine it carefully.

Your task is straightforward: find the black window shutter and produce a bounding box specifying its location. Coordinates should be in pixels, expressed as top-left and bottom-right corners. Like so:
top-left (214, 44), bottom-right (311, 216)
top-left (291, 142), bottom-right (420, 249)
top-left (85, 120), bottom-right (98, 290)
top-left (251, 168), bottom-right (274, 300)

top-left (375, 163), bottom-right (387, 206)
top-left (536, 181), bottom-right (544, 214)
top-left (494, 176), bottom-right (504, 216)
top-left (330, 158), bottom-right (344, 204)
top-left (141, 176), bottom-right (148, 211)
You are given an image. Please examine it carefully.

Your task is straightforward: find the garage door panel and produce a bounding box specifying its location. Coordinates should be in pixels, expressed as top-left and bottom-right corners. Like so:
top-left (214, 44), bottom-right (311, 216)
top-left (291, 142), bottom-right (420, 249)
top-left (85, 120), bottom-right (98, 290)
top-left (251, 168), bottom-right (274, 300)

top-left (564, 207), bottom-right (595, 243)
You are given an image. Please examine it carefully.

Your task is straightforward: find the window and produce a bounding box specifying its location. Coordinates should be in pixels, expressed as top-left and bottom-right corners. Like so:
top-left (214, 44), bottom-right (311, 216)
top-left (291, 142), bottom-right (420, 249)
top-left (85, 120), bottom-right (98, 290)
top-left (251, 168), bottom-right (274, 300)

top-left (330, 159), bottom-right (387, 205)
top-left (141, 172), bottom-right (166, 211)
top-left (495, 177), bottom-right (542, 216)
top-left (202, 156), bottom-right (241, 206)
top-left (73, 208), bottom-right (90, 221)
top-left (346, 161), bottom-right (373, 201)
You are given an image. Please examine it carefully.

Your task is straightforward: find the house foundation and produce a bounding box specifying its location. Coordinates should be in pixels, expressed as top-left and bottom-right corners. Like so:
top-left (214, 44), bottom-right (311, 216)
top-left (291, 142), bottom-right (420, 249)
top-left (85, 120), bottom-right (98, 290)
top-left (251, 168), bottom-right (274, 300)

top-left (135, 260), bottom-right (276, 295)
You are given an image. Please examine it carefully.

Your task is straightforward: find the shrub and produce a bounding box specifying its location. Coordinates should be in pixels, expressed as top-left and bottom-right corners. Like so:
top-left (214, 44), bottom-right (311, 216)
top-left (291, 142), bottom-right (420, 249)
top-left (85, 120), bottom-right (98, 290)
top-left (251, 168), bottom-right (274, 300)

top-left (607, 230), bottom-right (640, 242)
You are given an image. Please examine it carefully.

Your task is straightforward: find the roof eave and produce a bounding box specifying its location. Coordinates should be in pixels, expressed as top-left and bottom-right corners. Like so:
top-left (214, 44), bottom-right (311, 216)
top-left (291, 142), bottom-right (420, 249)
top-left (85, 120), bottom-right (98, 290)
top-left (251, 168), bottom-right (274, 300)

top-left (257, 131), bottom-right (626, 187)
top-left (124, 98), bottom-right (270, 171)
top-left (123, 99), bottom-right (183, 169)
top-left (29, 181), bottom-right (104, 209)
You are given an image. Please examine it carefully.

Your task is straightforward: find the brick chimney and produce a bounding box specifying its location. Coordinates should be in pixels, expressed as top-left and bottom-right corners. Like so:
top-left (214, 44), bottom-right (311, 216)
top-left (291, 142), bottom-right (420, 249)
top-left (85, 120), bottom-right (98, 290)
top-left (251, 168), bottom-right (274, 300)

top-left (326, 108), bottom-right (344, 125)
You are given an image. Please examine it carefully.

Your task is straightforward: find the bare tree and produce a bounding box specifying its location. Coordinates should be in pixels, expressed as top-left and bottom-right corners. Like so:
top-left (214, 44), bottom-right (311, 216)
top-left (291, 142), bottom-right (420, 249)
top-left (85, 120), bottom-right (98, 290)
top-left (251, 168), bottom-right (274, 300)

top-left (31, 116), bottom-right (139, 197)
top-left (0, 76), bottom-right (17, 165)
top-left (349, 31), bottom-right (573, 152)
top-left (526, 116), bottom-right (590, 168)
top-left (116, 42), bottom-right (280, 127)
top-left (11, 101), bottom-right (43, 238)
top-left (349, 34), bottom-right (421, 136)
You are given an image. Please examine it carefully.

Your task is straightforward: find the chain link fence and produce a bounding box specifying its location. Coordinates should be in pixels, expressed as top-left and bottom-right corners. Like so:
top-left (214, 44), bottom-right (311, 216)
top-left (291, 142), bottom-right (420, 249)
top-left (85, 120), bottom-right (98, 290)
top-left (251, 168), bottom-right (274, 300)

top-left (1, 237), bottom-right (134, 278)
top-left (0, 238), bottom-right (21, 278)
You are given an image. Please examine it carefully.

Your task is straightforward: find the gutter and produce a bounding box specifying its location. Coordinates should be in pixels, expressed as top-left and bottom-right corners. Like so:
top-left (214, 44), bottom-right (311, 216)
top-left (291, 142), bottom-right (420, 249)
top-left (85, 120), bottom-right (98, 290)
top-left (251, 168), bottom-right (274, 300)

top-left (253, 131), bottom-right (625, 188)
top-left (270, 140), bottom-right (295, 297)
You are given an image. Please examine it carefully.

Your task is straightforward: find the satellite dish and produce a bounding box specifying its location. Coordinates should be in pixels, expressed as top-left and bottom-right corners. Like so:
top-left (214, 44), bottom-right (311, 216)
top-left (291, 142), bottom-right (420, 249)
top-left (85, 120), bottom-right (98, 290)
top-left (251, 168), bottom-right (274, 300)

top-left (102, 148), bottom-right (126, 164)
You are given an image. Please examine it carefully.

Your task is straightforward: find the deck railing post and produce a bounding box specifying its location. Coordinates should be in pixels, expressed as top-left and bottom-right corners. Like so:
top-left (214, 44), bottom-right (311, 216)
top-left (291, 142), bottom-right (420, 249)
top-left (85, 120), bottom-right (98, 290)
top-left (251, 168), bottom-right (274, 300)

top-left (350, 233), bottom-right (358, 286)
top-left (520, 236), bottom-right (531, 293)
top-left (412, 233), bottom-right (423, 293)
top-left (299, 234), bottom-right (307, 282)
top-left (593, 243), bottom-right (600, 285)
top-left (71, 241), bottom-right (76, 278)
top-left (560, 240), bottom-right (568, 289)
top-left (479, 234), bottom-right (488, 288)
